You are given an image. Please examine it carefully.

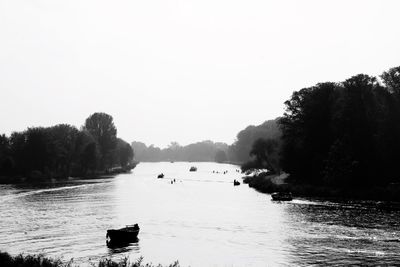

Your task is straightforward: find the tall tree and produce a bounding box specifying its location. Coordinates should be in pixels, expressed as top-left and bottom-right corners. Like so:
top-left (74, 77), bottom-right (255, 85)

top-left (280, 82), bottom-right (337, 183)
top-left (84, 113), bottom-right (117, 170)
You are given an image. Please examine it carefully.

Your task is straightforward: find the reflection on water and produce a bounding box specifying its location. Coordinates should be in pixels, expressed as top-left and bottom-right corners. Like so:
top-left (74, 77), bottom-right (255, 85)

top-left (107, 238), bottom-right (140, 255)
top-left (0, 162), bottom-right (399, 266)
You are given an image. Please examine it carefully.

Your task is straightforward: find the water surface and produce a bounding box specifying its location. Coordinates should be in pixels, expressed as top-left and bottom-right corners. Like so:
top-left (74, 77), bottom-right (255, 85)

top-left (0, 162), bottom-right (399, 266)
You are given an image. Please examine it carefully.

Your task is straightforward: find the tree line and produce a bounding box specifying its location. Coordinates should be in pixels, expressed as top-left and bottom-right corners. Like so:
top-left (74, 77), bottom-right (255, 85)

top-left (131, 140), bottom-right (230, 163)
top-left (243, 66), bottom-right (400, 188)
top-left (131, 120), bottom-right (282, 164)
top-left (0, 112), bottom-right (134, 181)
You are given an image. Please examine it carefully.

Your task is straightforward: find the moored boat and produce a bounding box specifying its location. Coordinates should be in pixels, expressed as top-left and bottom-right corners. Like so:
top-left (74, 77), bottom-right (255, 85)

top-left (106, 224), bottom-right (140, 243)
top-left (157, 173), bottom-right (164, 178)
top-left (271, 192), bottom-right (293, 201)
top-left (189, 166), bottom-right (197, 172)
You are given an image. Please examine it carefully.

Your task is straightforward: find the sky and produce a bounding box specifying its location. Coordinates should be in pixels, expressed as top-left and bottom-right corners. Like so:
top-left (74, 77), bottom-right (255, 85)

top-left (1, 0), bottom-right (400, 148)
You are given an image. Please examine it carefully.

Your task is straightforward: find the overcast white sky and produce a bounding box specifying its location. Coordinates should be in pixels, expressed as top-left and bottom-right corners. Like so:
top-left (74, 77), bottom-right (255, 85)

top-left (1, 0), bottom-right (400, 147)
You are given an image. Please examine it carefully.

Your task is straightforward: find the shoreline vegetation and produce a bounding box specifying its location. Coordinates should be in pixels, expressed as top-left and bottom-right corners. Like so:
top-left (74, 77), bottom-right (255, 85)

top-left (0, 113), bottom-right (135, 184)
top-left (0, 251), bottom-right (180, 267)
top-left (0, 162), bottom-right (138, 184)
top-left (243, 172), bottom-right (400, 202)
top-left (240, 66), bottom-right (400, 203)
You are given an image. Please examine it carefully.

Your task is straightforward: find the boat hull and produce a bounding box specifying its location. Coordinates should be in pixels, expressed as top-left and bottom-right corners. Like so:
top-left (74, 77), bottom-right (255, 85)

top-left (107, 229), bottom-right (139, 241)
top-left (106, 225), bottom-right (140, 244)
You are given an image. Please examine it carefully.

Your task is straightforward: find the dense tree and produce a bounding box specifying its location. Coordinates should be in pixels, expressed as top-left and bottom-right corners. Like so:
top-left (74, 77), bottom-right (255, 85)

top-left (241, 138), bottom-right (280, 173)
top-left (0, 112), bottom-right (132, 181)
top-left (80, 142), bottom-right (99, 174)
top-left (47, 124), bottom-right (79, 177)
top-left (381, 66), bottom-right (400, 96)
top-left (84, 112), bottom-right (117, 170)
top-left (0, 134), bottom-right (12, 175)
top-left (280, 82), bottom-right (338, 183)
top-left (279, 67), bottom-right (400, 186)
top-left (230, 119), bottom-right (281, 163)
top-left (115, 138), bottom-right (134, 167)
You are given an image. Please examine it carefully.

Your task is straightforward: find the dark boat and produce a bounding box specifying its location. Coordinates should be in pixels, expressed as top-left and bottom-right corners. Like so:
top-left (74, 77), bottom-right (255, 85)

top-left (189, 166), bottom-right (197, 172)
top-left (106, 224), bottom-right (140, 243)
top-left (157, 173), bottom-right (164, 178)
top-left (233, 179), bottom-right (240, 186)
top-left (271, 192), bottom-right (293, 201)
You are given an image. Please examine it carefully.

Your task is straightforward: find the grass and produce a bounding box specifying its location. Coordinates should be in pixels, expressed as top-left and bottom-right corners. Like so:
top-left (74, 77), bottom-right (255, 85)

top-left (0, 252), bottom-right (180, 267)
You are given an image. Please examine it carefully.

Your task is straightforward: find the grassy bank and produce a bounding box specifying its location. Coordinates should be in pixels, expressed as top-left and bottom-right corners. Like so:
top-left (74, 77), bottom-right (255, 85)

top-left (0, 251), bottom-right (180, 267)
top-left (243, 172), bottom-right (400, 202)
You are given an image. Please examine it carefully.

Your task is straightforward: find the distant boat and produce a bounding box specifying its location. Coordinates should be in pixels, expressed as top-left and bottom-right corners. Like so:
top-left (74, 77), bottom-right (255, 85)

top-left (189, 166), bottom-right (197, 172)
top-left (106, 224), bottom-right (140, 243)
top-left (157, 173), bottom-right (164, 178)
top-left (271, 192), bottom-right (293, 201)
top-left (233, 179), bottom-right (240, 186)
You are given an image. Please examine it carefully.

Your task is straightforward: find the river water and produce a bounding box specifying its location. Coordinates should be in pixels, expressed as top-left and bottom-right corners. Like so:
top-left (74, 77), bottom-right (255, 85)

top-left (0, 162), bottom-right (399, 266)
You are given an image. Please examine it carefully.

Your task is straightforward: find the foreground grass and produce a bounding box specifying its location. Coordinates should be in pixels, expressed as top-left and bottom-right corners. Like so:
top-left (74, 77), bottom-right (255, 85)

top-left (0, 252), bottom-right (180, 267)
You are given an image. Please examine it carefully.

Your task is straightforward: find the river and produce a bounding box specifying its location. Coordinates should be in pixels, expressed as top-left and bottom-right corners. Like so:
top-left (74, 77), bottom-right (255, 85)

top-left (0, 162), bottom-right (399, 266)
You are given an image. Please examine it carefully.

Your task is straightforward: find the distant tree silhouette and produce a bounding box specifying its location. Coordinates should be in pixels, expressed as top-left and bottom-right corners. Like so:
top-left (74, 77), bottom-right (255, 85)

top-left (230, 119), bottom-right (281, 163)
top-left (0, 112), bottom-right (132, 181)
top-left (215, 150), bottom-right (227, 163)
top-left (115, 138), bottom-right (134, 167)
top-left (131, 140), bottom-right (229, 162)
top-left (84, 112), bottom-right (117, 170)
top-left (241, 138), bottom-right (280, 174)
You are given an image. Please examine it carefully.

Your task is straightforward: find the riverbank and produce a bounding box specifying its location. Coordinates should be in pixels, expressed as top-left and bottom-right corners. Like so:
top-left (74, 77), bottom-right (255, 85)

top-left (0, 251), bottom-right (180, 267)
top-left (243, 172), bottom-right (400, 202)
top-left (0, 162), bottom-right (138, 184)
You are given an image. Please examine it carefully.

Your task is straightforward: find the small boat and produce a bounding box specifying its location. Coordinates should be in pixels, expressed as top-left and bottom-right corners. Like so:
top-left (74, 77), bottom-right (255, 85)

top-left (157, 173), bottom-right (164, 178)
top-left (271, 192), bottom-right (293, 201)
top-left (233, 179), bottom-right (240, 186)
top-left (106, 224), bottom-right (140, 243)
top-left (189, 166), bottom-right (197, 172)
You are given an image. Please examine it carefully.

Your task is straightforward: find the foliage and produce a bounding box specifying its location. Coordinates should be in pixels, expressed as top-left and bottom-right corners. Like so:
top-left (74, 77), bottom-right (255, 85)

top-left (214, 149), bottom-right (228, 163)
top-left (381, 66), bottom-right (400, 96)
top-left (131, 140), bottom-right (229, 162)
top-left (0, 113), bottom-right (133, 181)
top-left (115, 138), bottom-right (134, 168)
top-left (241, 138), bottom-right (280, 174)
top-left (0, 252), bottom-right (180, 267)
top-left (84, 113), bottom-right (117, 170)
top-left (230, 119), bottom-right (281, 163)
top-left (0, 252), bottom-right (65, 267)
top-left (279, 67), bottom-right (400, 186)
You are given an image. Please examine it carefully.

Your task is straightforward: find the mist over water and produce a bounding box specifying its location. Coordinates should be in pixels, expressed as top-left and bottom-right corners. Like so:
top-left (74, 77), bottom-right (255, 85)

top-left (0, 162), bottom-right (399, 266)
